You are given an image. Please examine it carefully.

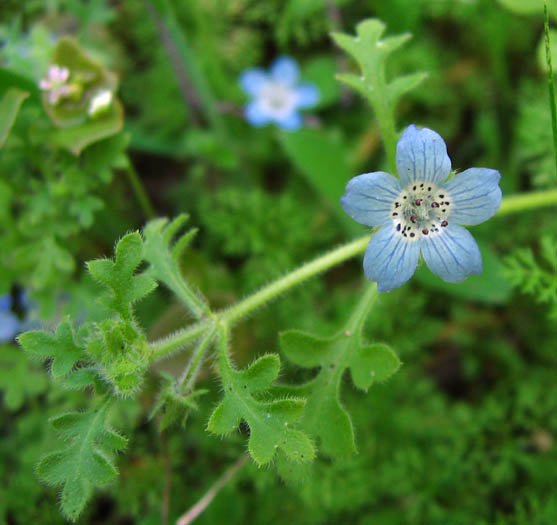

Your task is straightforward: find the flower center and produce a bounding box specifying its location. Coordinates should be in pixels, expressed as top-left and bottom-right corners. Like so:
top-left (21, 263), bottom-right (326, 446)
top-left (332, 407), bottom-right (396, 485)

top-left (390, 181), bottom-right (452, 240)
top-left (259, 82), bottom-right (296, 117)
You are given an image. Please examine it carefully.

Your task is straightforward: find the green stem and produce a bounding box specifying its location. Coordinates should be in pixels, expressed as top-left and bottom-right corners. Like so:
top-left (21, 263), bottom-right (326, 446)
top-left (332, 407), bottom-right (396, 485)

top-left (345, 282), bottom-right (379, 333)
top-left (375, 102), bottom-right (398, 173)
top-left (177, 328), bottom-right (215, 392)
top-left (497, 188), bottom-right (557, 215)
top-left (544, 0), bottom-right (557, 176)
top-left (151, 320), bottom-right (210, 361)
top-left (220, 236), bottom-right (370, 326)
top-left (150, 189), bottom-right (557, 362)
top-left (124, 159), bottom-right (156, 220)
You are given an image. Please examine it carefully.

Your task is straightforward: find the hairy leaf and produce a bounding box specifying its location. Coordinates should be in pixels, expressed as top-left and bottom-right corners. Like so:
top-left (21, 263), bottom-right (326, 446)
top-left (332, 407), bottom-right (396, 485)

top-left (150, 372), bottom-right (208, 431)
top-left (278, 285), bottom-right (400, 458)
top-left (208, 344), bottom-right (315, 466)
top-left (143, 215), bottom-right (209, 319)
top-left (332, 19), bottom-right (427, 120)
top-left (18, 317), bottom-right (86, 378)
top-left (87, 232), bottom-right (157, 321)
top-left (37, 399), bottom-right (127, 522)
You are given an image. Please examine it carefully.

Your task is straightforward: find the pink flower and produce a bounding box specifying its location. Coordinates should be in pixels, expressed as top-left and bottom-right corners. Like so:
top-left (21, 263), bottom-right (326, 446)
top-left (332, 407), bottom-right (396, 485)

top-left (39, 65), bottom-right (72, 105)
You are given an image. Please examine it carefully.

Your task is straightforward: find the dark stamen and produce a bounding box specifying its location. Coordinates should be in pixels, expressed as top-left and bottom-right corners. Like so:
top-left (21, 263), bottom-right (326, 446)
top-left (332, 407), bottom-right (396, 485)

top-left (396, 224), bottom-right (401, 231)
top-left (441, 220), bottom-right (448, 227)
top-left (439, 194), bottom-right (444, 198)
top-left (392, 212), bottom-right (398, 216)
top-left (410, 233), bottom-right (415, 238)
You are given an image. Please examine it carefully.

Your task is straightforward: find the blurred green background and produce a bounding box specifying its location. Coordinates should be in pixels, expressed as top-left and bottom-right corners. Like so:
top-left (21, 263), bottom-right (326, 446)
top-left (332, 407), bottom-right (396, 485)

top-left (1, 0), bottom-right (557, 523)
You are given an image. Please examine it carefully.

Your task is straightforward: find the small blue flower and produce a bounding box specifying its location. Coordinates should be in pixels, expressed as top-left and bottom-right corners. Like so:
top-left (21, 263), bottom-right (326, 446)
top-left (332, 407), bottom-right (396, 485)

top-left (239, 56), bottom-right (319, 131)
top-left (341, 125), bottom-right (502, 292)
top-left (0, 293), bottom-right (20, 342)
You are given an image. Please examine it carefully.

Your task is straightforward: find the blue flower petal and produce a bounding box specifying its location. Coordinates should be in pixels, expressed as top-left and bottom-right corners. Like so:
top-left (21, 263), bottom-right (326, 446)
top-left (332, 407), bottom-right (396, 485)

top-left (0, 311), bottom-right (20, 342)
top-left (442, 168), bottom-right (502, 226)
top-left (295, 83), bottom-right (319, 109)
top-left (363, 225), bottom-right (421, 292)
top-left (421, 224), bottom-right (482, 283)
top-left (270, 56), bottom-right (299, 85)
top-left (244, 101), bottom-right (271, 127)
top-left (0, 293), bottom-right (12, 312)
top-left (340, 172), bottom-right (402, 227)
top-left (396, 125), bottom-right (452, 186)
top-left (239, 68), bottom-right (268, 96)
top-left (275, 111), bottom-right (302, 131)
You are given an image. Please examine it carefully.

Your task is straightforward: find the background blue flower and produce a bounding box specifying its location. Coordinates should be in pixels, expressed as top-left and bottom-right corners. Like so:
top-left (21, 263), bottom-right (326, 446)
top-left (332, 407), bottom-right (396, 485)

top-left (341, 125), bottom-right (502, 292)
top-left (239, 56), bottom-right (319, 131)
top-left (0, 293), bottom-right (21, 342)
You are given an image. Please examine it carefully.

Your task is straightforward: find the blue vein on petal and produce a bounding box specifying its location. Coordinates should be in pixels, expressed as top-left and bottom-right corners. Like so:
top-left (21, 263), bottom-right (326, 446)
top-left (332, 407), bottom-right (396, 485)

top-left (355, 193), bottom-right (393, 205)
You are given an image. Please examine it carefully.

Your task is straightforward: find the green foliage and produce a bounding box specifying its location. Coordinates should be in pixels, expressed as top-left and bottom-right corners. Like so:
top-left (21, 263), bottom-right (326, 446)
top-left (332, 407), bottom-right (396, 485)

top-left (332, 19), bottom-right (427, 165)
top-left (0, 87), bottom-right (29, 147)
top-left (149, 372), bottom-right (207, 431)
top-left (0, 344), bottom-right (48, 411)
top-left (143, 214), bottom-right (209, 319)
top-left (87, 232), bottom-right (157, 322)
top-left (278, 128), bottom-right (357, 235)
top-left (18, 317), bottom-right (86, 379)
top-left (504, 235), bottom-right (557, 318)
top-left (278, 285), bottom-right (400, 458)
top-left (37, 398), bottom-right (127, 522)
top-left (208, 327), bottom-right (315, 466)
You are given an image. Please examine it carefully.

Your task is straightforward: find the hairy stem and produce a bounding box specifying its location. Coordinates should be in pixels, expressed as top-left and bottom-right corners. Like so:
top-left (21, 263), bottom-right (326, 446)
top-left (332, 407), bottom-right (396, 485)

top-left (150, 189), bottom-right (557, 362)
top-left (177, 328), bottom-right (215, 391)
top-left (220, 236), bottom-right (370, 325)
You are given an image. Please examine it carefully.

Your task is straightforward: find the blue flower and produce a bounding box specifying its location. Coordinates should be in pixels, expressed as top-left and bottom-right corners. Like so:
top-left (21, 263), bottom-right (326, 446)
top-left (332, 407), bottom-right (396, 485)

top-left (341, 125), bottom-right (502, 292)
top-left (239, 56), bottom-right (319, 131)
top-left (0, 293), bottom-right (20, 342)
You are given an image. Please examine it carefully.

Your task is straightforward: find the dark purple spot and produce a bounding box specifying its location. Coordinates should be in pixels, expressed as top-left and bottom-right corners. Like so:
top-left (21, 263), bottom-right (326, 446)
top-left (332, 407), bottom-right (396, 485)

top-left (441, 220), bottom-right (448, 227)
top-left (422, 229), bottom-right (429, 235)
top-left (431, 201), bottom-right (440, 208)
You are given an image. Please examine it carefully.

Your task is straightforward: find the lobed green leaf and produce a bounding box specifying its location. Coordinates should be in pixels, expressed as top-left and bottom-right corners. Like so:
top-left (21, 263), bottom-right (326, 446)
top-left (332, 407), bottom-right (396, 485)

top-left (87, 232), bottom-right (157, 321)
top-left (278, 301), bottom-right (400, 458)
top-left (36, 399), bottom-right (127, 522)
top-left (143, 215), bottom-right (209, 319)
top-left (208, 352), bottom-right (315, 466)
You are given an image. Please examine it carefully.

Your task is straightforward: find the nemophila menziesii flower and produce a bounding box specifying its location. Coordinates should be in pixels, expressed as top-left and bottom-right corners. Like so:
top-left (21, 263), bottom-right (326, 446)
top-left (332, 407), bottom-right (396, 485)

top-left (39, 65), bottom-right (78, 105)
top-left (341, 125), bottom-right (502, 292)
top-left (240, 56), bottom-right (319, 131)
top-left (0, 294), bottom-right (20, 342)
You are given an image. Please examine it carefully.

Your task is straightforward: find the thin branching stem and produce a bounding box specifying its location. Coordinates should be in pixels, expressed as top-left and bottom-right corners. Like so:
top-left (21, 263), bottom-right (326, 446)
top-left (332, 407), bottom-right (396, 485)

top-left (176, 453), bottom-right (249, 525)
top-left (150, 189), bottom-right (557, 362)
